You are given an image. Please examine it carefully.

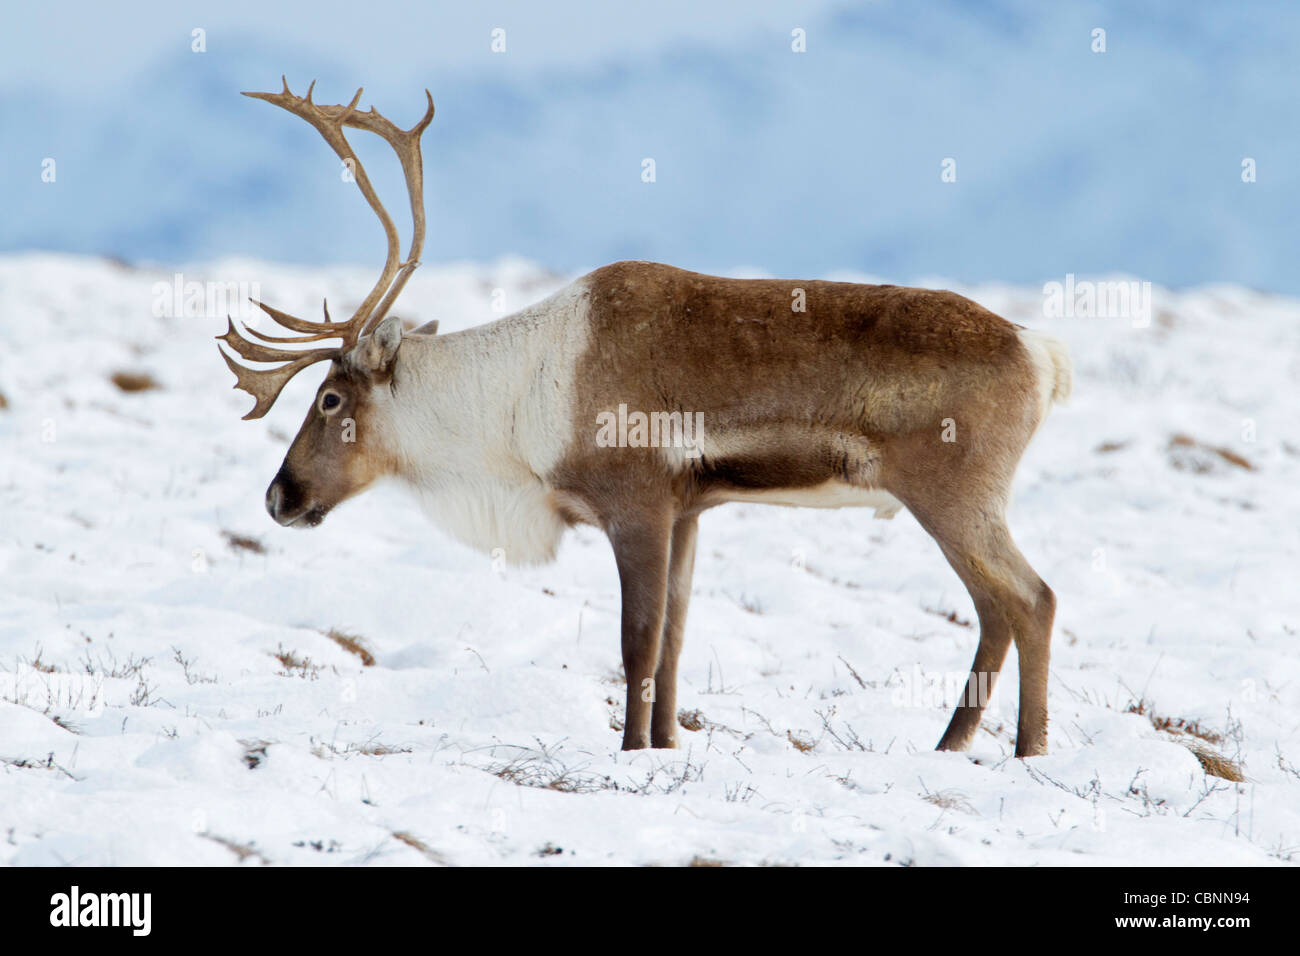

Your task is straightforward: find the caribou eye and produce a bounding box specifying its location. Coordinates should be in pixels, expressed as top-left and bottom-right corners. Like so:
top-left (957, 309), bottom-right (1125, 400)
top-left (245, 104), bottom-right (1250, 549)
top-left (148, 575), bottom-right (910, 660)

top-left (320, 391), bottom-right (342, 413)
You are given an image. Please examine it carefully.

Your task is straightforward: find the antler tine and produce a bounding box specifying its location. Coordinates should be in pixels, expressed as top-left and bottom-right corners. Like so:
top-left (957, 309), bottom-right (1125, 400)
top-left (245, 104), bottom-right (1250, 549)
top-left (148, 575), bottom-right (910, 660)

top-left (217, 319), bottom-right (339, 420)
top-left (214, 321), bottom-right (338, 366)
top-left (247, 298), bottom-right (338, 335)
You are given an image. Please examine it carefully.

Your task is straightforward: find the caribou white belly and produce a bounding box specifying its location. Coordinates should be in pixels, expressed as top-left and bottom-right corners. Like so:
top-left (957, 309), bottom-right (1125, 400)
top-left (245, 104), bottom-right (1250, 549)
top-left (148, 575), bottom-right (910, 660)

top-left (725, 481), bottom-right (904, 518)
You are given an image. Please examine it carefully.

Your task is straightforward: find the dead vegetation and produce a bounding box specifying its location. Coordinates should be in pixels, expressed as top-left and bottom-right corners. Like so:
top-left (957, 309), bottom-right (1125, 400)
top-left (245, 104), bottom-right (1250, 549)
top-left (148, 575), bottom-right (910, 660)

top-left (733, 592), bottom-right (765, 615)
top-left (786, 730), bottom-right (816, 753)
top-left (1167, 433), bottom-right (1255, 473)
top-left (221, 531), bottom-right (266, 555)
top-left (391, 831), bottom-right (451, 865)
top-left (322, 628), bottom-right (375, 667)
top-left (1, 752), bottom-right (80, 780)
top-left (837, 655), bottom-right (872, 690)
top-left (310, 733), bottom-right (412, 760)
top-left (80, 648), bottom-right (150, 680)
top-left (240, 740), bottom-right (270, 769)
top-left (201, 832), bottom-right (270, 865)
top-left (24, 647), bottom-right (59, 674)
top-left (109, 370), bottom-right (160, 393)
top-left (1125, 699), bottom-right (1224, 744)
top-left (674, 708), bottom-right (750, 749)
top-left (923, 605), bottom-right (972, 628)
top-left (1126, 698), bottom-right (1246, 782)
top-left (919, 779), bottom-right (977, 815)
top-left (171, 647), bottom-right (217, 685)
top-left (292, 838), bottom-right (341, 854)
top-left (483, 741), bottom-right (610, 794)
top-left (271, 645), bottom-right (321, 679)
top-left (815, 706), bottom-right (877, 752)
top-left (1188, 749), bottom-right (1245, 782)
top-left (677, 709), bottom-right (706, 732)
top-left (478, 739), bottom-right (703, 796)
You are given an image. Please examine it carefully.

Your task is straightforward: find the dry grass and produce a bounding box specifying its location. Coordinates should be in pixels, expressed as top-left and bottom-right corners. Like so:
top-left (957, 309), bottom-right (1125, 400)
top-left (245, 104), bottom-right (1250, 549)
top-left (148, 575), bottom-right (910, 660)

top-left (240, 740), bottom-right (270, 769)
top-left (391, 831), bottom-right (451, 865)
top-left (837, 655), bottom-right (871, 690)
top-left (1167, 433), bottom-right (1255, 472)
top-left (486, 745), bottom-right (609, 794)
top-left (923, 605), bottom-right (972, 628)
top-left (353, 742), bottom-right (410, 756)
top-left (109, 370), bottom-right (160, 393)
top-left (80, 649), bottom-right (149, 680)
top-left (322, 628), bottom-right (375, 667)
top-left (688, 855), bottom-right (726, 867)
top-left (201, 833), bottom-right (270, 865)
top-left (491, 759), bottom-right (586, 790)
top-left (171, 647), bottom-right (217, 685)
top-left (1126, 698), bottom-right (1245, 781)
top-left (677, 709), bottom-right (706, 732)
top-left (921, 789), bottom-right (977, 815)
top-left (1095, 439), bottom-right (1130, 453)
top-left (1125, 699), bottom-right (1223, 744)
top-left (1188, 747), bottom-right (1245, 782)
top-left (25, 647), bottom-right (59, 674)
top-left (310, 735), bottom-right (411, 759)
top-left (221, 531), bottom-right (266, 555)
top-left (1, 753), bottom-right (80, 780)
top-left (271, 645), bottom-right (321, 679)
top-left (786, 730), bottom-right (816, 753)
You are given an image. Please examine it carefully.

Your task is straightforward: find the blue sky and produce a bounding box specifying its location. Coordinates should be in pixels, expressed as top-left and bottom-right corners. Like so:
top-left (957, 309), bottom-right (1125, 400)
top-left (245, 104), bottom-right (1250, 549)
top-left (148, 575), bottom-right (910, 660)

top-left (3, 1), bottom-right (1297, 290)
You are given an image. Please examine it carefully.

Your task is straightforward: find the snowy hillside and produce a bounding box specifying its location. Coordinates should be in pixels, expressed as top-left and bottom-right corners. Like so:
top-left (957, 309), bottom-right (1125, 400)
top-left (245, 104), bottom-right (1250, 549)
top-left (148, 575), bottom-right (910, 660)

top-left (1, 253), bottom-right (1297, 866)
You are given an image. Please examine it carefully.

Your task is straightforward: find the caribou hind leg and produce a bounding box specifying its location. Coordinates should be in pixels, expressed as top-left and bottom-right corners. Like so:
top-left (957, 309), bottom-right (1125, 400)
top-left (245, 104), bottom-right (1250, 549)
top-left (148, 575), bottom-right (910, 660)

top-left (897, 487), bottom-right (1056, 757)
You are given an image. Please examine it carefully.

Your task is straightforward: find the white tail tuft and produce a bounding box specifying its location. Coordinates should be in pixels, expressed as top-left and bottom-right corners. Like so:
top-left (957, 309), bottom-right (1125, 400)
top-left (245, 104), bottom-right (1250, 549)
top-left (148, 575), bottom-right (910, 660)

top-left (1017, 328), bottom-right (1073, 423)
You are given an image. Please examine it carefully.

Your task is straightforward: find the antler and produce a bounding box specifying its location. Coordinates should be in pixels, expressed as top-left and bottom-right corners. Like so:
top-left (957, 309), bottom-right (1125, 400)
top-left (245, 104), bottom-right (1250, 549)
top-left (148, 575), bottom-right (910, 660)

top-left (218, 77), bottom-right (435, 419)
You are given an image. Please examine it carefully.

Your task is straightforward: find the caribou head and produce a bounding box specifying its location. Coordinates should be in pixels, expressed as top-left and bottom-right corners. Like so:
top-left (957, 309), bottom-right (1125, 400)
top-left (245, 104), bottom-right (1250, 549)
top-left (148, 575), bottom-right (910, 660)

top-left (217, 78), bottom-right (434, 528)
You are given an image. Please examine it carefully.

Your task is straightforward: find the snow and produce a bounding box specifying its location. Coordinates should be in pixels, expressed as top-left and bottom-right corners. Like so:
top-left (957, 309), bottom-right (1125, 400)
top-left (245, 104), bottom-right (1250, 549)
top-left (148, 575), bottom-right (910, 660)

top-left (1, 253), bottom-right (1298, 866)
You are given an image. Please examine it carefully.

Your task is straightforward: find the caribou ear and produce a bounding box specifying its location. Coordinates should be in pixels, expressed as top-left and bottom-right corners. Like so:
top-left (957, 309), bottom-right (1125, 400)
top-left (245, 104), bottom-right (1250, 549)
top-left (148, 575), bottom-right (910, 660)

top-left (409, 319), bottom-right (439, 336)
top-left (358, 315), bottom-right (404, 375)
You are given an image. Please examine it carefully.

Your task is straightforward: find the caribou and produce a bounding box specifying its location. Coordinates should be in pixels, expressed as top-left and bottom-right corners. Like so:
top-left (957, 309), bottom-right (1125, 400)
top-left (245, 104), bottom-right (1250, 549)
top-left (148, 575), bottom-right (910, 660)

top-left (220, 80), bottom-right (1072, 756)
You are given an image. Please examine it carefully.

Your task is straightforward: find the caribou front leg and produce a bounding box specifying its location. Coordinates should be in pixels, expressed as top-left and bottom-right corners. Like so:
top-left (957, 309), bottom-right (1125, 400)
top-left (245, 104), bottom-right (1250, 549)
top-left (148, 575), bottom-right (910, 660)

top-left (651, 514), bottom-right (699, 749)
top-left (609, 512), bottom-right (674, 750)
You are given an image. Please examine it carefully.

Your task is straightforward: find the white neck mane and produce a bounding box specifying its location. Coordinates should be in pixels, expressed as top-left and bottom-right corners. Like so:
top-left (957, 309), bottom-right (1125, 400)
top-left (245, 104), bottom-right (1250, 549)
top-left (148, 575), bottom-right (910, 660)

top-left (378, 279), bottom-right (592, 564)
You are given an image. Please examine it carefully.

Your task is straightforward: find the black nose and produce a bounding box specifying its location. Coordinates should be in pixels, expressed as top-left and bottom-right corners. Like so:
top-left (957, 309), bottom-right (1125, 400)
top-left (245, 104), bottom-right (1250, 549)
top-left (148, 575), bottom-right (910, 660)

top-left (265, 467), bottom-right (305, 524)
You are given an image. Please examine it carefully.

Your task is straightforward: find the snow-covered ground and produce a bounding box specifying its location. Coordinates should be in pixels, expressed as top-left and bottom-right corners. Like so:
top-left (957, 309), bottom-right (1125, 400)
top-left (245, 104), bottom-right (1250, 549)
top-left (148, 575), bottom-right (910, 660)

top-left (1, 253), bottom-right (1297, 866)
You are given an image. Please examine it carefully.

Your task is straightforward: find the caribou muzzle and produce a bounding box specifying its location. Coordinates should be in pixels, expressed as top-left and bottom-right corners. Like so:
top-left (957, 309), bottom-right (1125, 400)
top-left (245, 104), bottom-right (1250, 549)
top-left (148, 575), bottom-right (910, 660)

top-left (265, 468), bottom-right (329, 528)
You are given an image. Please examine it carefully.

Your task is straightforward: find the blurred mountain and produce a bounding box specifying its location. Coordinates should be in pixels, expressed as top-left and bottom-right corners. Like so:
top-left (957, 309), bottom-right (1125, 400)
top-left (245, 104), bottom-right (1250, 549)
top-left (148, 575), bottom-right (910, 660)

top-left (2, 1), bottom-right (1298, 289)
